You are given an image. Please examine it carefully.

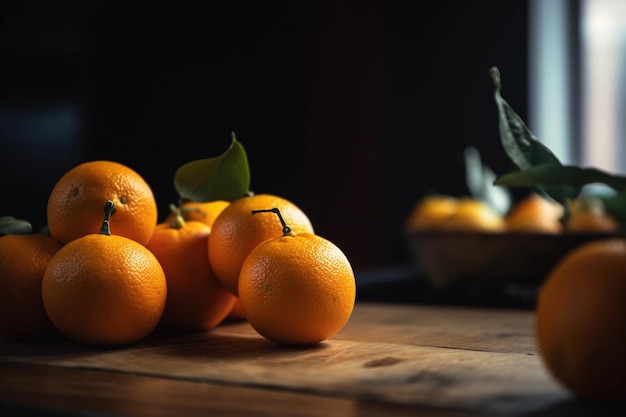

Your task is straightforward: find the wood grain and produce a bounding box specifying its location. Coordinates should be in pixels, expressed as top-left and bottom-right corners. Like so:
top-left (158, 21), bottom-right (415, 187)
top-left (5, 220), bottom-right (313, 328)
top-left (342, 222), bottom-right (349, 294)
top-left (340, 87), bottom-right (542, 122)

top-left (0, 363), bottom-right (478, 417)
top-left (0, 302), bottom-right (570, 416)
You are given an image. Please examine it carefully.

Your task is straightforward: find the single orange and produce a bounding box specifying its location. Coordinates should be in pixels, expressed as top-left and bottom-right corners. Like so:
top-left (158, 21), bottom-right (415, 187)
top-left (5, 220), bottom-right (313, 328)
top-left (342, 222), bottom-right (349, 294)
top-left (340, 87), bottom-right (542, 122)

top-left (0, 233), bottom-right (62, 339)
top-left (226, 298), bottom-right (246, 321)
top-left (405, 195), bottom-right (459, 231)
top-left (505, 193), bottom-right (563, 233)
top-left (147, 208), bottom-right (236, 332)
top-left (42, 201), bottom-right (167, 346)
top-left (168, 200), bottom-right (230, 227)
top-left (566, 197), bottom-right (619, 233)
top-left (535, 238), bottom-right (626, 401)
top-left (442, 197), bottom-right (505, 232)
top-left (47, 160), bottom-right (158, 246)
top-left (208, 194), bottom-right (314, 296)
top-left (238, 208), bottom-right (355, 346)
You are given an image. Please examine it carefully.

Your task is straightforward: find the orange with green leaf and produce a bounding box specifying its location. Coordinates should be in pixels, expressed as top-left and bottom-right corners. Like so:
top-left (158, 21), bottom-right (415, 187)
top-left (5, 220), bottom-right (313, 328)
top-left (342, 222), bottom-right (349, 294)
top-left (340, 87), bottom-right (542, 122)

top-left (171, 133), bottom-right (315, 298)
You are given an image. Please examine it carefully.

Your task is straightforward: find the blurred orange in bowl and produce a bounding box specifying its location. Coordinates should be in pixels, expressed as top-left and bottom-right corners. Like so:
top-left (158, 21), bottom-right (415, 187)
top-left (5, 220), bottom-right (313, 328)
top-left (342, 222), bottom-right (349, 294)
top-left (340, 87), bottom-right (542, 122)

top-left (505, 194), bottom-right (563, 234)
top-left (441, 197), bottom-right (505, 232)
top-left (566, 197), bottom-right (620, 233)
top-left (405, 195), bottom-right (458, 231)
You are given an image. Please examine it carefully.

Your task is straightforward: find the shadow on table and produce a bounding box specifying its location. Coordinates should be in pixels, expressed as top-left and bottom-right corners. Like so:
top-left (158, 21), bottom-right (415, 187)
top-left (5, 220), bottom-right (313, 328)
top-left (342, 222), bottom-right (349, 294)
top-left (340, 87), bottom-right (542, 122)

top-left (523, 398), bottom-right (626, 417)
top-left (356, 264), bottom-right (538, 310)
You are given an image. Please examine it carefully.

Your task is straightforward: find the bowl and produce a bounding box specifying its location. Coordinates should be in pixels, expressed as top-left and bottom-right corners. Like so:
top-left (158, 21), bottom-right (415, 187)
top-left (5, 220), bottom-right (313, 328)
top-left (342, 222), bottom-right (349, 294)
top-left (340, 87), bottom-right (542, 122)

top-left (408, 230), bottom-right (623, 290)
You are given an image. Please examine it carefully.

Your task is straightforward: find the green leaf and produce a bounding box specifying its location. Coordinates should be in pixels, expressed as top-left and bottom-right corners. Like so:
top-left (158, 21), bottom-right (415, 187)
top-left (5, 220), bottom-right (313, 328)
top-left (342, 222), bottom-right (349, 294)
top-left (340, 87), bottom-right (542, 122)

top-left (494, 164), bottom-right (626, 192)
top-left (489, 66), bottom-right (576, 205)
top-left (173, 133), bottom-right (251, 202)
top-left (463, 146), bottom-right (511, 215)
top-left (490, 67), bottom-right (562, 170)
top-left (0, 216), bottom-right (33, 235)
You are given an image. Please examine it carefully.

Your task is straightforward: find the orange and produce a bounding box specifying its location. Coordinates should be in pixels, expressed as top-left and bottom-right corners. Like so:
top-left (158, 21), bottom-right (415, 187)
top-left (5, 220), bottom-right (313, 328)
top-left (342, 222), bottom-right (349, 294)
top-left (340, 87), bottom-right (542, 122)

top-left (42, 201), bottom-right (167, 346)
top-left (168, 200), bottom-right (230, 227)
top-left (505, 193), bottom-right (564, 233)
top-left (238, 208), bottom-right (355, 346)
top-left (208, 194), bottom-right (314, 296)
top-left (0, 233), bottom-right (62, 339)
top-left (405, 195), bottom-right (458, 231)
top-left (442, 197), bottom-right (505, 232)
top-left (47, 160), bottom-right (158, 246)
top-left (566, 197), bottom-right (619, 233)
top-left (147, 208), bottom-right (236, 332)
top-left (226, 298), bottom-right (247, 321)
top-left (535, 238), bottom-right (626, 401)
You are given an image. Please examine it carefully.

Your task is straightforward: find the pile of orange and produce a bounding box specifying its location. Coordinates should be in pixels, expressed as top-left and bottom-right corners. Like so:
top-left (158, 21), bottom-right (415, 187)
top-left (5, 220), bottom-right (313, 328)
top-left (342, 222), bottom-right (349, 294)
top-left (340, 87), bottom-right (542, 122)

top-left (1, 157), bottom-right (356, 347)
top-left (2, 161), bottom-right (169, 346)
top-left (406, 193), bottom-right (620, 234)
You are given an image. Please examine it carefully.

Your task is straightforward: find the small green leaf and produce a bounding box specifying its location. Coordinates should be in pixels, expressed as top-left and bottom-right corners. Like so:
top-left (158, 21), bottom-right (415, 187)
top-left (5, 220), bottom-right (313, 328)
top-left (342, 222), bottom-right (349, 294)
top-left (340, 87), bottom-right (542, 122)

top-left (0, 216), bottom-right (33, 235)
top-left (464, 146), bottom-right (511, 215)
top-left (174, 133), bottom-right (251, 202)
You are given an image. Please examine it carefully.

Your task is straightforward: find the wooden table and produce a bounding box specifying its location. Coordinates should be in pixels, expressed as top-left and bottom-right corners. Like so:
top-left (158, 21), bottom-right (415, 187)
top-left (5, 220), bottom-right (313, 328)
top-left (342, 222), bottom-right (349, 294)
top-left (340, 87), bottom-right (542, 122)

top-left (0, 302), bottom-right (623, 417)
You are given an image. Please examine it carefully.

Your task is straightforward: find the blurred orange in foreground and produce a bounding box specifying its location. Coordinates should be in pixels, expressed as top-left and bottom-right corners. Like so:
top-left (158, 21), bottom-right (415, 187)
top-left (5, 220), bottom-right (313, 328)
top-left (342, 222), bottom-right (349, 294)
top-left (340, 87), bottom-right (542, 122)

top-left (536, 238), bottom-right (626, 401)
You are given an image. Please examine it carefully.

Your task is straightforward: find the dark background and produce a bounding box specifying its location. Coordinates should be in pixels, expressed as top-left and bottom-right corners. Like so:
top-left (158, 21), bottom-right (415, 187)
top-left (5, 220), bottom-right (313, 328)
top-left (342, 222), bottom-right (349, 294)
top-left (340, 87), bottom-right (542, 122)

top-left (0, 0), bottom-right (529, 272)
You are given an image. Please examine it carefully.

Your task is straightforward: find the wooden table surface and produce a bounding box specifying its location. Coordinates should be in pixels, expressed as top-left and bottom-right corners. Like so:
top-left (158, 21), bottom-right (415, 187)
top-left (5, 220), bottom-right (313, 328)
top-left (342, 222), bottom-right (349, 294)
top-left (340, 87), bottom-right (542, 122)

top-left (0, 301), bottom-right (624, 417)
